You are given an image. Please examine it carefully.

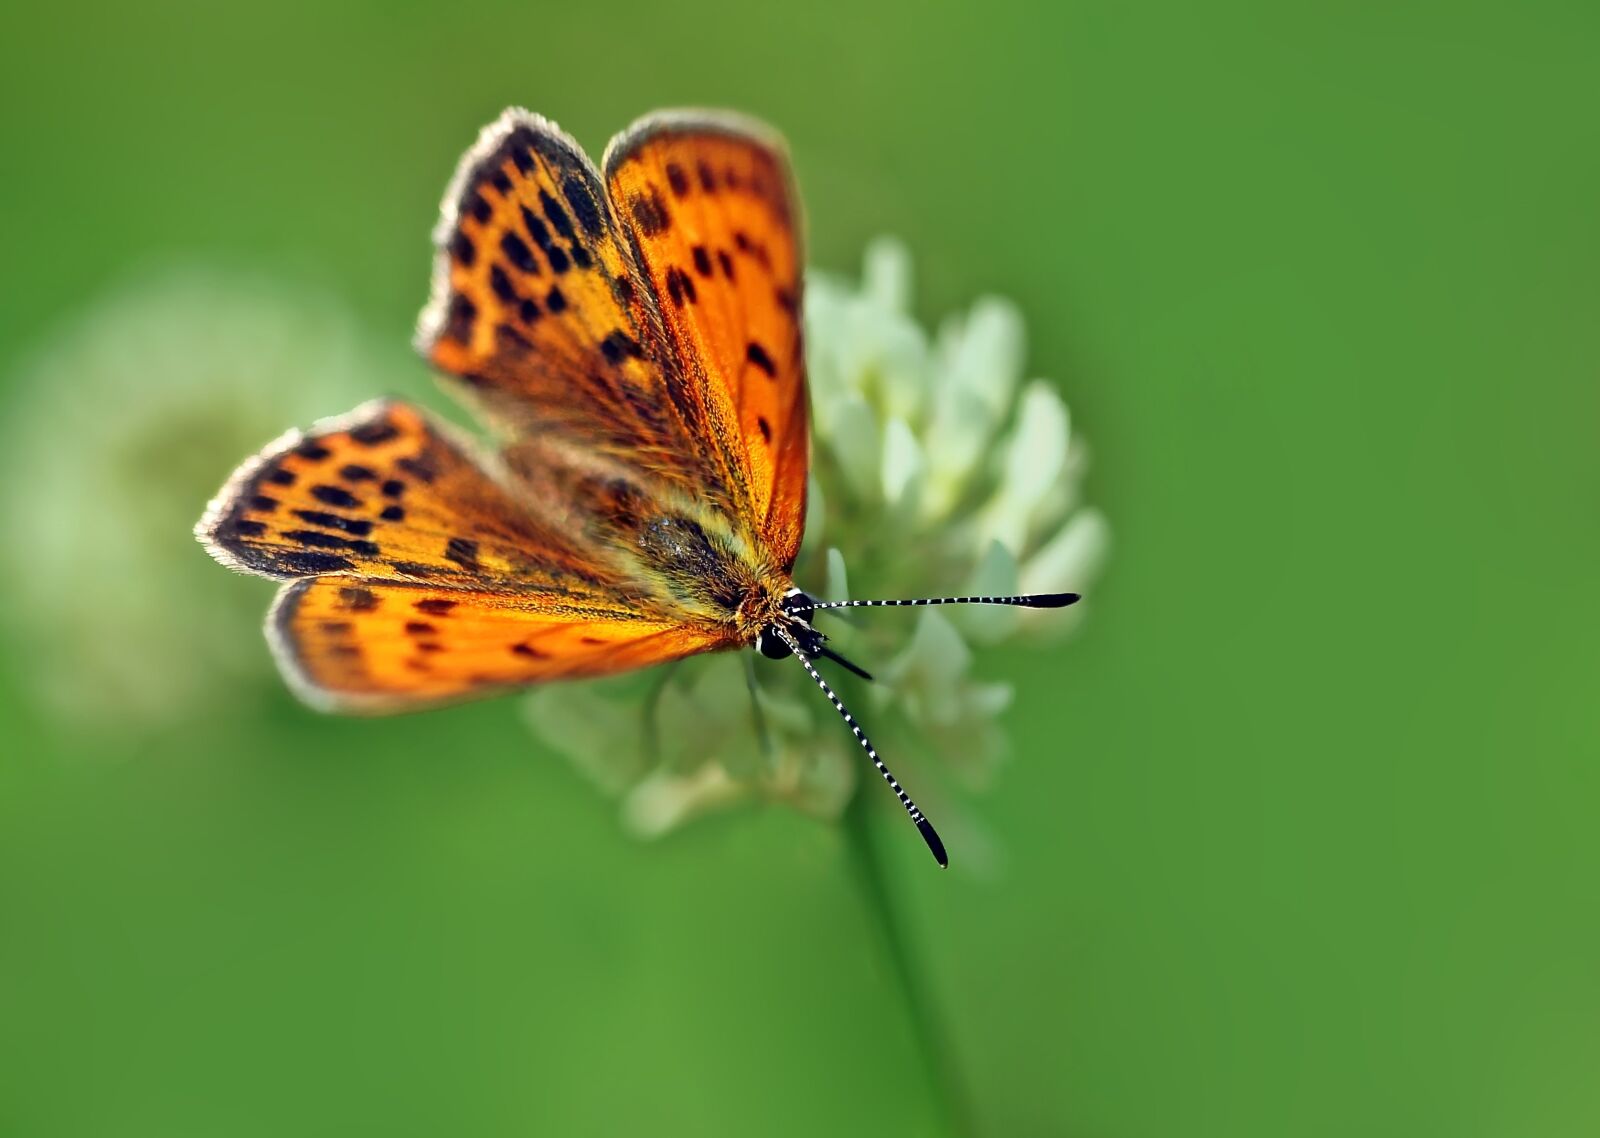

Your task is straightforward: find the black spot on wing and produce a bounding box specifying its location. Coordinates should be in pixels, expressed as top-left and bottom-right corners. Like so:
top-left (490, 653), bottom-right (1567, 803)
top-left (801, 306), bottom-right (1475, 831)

top-left (490, 265), bottom-right (518, 303)
top-left (414, 598), bottom-right (457, 615)
top-left (600, 330), bottom-right (645, 365)
top-left (561, 176), bottom-right (606, 239)
top-left (293, 510), bottom-right (373, 536)
top-left (283, 529), bottom-right (346, 550)
top-left (539, 189), bottom-right (577, 242)
top-left (311, 485), bottom-right (361, 509)
top-left (520, 205), bottom-right (571, 273)
top-left (733, 230), bottom-right (771, 269)
top-left (665, 266), bottom-right (697, 306)
top-left (396, 456), bottom-right (437, 484)
top-left (500, 231), bottom-right (539, 274)
top-left (444, 537), bottom-right (480, 569)
top-left (339, 586), bottom-right (380, 612)
top-left (349, 421), bottom-right (400, 447)
top-left (629, 190), bottom-right (669, 235)
top-left (746, 342), bottom-right (777, 378)
top-left (277, 551), bottom-right (356, 574)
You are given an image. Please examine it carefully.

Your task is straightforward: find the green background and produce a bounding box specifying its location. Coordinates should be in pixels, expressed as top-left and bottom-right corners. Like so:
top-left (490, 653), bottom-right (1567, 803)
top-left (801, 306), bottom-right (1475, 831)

top-left (3, 1), bottom-right (1597, 1135)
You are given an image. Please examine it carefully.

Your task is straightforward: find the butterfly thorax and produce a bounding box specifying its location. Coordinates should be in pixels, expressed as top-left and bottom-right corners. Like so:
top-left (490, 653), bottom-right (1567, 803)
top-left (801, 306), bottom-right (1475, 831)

top-left (629, 509), bottom-right (790, 640)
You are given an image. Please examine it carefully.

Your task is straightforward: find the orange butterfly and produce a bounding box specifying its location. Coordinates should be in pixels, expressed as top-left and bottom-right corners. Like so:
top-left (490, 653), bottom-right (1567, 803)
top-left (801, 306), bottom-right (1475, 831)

top-left (197, 108), bottom-right (1079, 866)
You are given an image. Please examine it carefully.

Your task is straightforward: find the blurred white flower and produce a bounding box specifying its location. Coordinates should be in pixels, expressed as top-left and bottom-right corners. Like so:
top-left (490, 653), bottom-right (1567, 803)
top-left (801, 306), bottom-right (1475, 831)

top-left (0, 267), bottom-right (422, 730)
top-left (527, 238), bottom-right (1109, 838)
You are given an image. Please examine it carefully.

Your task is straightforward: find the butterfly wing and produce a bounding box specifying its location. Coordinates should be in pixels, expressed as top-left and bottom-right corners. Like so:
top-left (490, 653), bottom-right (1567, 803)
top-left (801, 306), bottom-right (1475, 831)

top-left (198, 399), bottom-right (724, 711)
top-left (417, 109), bottom-right (744, 515)
top-left (270, 577), bottom-right (712, 713)
top-left (604, 112), bottom-right (810, 570)
top-left (200, 399), bottom-right (603, 588)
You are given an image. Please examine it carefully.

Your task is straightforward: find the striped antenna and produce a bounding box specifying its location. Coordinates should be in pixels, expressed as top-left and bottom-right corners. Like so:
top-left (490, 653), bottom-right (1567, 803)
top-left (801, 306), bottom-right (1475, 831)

top-left (774, 627), bottom-right (948, 868)
top-left (809, 592), bottom-right (1080, 612)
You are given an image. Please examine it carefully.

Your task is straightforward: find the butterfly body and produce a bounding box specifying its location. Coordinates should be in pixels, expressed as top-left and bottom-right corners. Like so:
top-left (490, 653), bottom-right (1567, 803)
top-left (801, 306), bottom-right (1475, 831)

top-left (199, 107), bottom-right (1080, 865)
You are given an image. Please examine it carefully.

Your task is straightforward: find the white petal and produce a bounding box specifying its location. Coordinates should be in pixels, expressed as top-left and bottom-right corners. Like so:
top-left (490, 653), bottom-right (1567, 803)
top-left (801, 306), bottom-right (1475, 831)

top-left (622, 763), bottom-right (745, 839)
top-left (1020, 508), bottom-right (1110, 596)
top-left (882, 609), bottom-right (973, 726)
top-left (863, 236), bottom-right (913, 313)
top-left (975, 381), bottom-right (1071, 552)
top-left (1018, 510), bottom-right (1110, 637)
top-left (953, 539), bottom-right (1022, 645)
top-left (825, 547), bottom-right (851, 604)
top-left (880, 416), bottom-right (925, 514)
top-left (818, 394), bottom-right (881, 501)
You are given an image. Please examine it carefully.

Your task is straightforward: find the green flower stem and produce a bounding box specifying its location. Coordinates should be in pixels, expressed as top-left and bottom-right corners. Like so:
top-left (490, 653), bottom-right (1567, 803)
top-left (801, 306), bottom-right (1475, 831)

top-left (842, 791), bottom-right (974, 1137)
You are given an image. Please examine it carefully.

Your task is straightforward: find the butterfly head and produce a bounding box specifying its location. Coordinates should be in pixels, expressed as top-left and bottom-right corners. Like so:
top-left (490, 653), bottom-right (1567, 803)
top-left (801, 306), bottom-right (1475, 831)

top-left (754, 587), bottom-right (819, 660)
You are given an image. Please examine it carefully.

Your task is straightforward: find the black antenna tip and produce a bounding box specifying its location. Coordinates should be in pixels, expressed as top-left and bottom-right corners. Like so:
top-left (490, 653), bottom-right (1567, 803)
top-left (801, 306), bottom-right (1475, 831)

top-left (916, 818), bottom-right (949, 868)
top-left (1025, 592), bottom-right (1081, 608)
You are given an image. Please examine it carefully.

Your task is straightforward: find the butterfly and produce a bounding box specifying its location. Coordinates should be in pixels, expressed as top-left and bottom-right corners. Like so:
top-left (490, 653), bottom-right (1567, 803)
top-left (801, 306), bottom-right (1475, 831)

top-left (197, 108), bottom-right (1080, 867)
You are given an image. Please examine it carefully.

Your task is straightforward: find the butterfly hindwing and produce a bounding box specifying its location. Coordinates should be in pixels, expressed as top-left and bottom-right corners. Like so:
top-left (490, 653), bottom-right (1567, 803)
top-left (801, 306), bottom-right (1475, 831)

top-left (270, 577), bottom-right (717, 713)
top-left (604, 113), bottom-right (811, 570)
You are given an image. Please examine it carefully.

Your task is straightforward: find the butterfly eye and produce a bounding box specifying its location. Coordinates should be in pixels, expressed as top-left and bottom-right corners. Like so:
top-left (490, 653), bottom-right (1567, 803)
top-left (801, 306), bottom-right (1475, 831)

top-left (755, 626), bottom-right (793, 660)
top-left (779, 587), bottom-right (816, 623)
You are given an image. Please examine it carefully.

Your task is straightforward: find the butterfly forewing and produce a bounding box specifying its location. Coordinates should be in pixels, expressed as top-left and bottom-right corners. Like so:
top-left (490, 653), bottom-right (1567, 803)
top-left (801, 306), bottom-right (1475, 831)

top-left (417, 110), bottom-right (714, 492)
top-left (604, 115), bottom-right (810, 570)
top-left (199, 398), bottom-right (723, 712)
top-left (200, 399), bottom-right (614, 592)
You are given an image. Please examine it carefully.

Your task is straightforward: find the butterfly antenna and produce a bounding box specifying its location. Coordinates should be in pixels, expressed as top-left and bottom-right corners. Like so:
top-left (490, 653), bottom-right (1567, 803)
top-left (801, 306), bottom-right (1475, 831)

top-left (774, 627), bottom-right (947, 868)
top-left (810, 592), bottom-right (1081, 612)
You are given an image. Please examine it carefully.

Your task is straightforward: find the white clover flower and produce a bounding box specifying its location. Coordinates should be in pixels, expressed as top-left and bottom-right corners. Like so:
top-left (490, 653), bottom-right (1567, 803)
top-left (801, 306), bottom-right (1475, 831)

top-left (526, 238), bottom-right (1109, 837)
top-left (0, 267), bottom-right (420, 729)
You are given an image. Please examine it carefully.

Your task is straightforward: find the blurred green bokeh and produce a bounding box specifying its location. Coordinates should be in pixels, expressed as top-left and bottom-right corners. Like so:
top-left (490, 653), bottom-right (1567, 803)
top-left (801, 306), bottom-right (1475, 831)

top-left (2, 2), bottom-right (1597, 1136)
